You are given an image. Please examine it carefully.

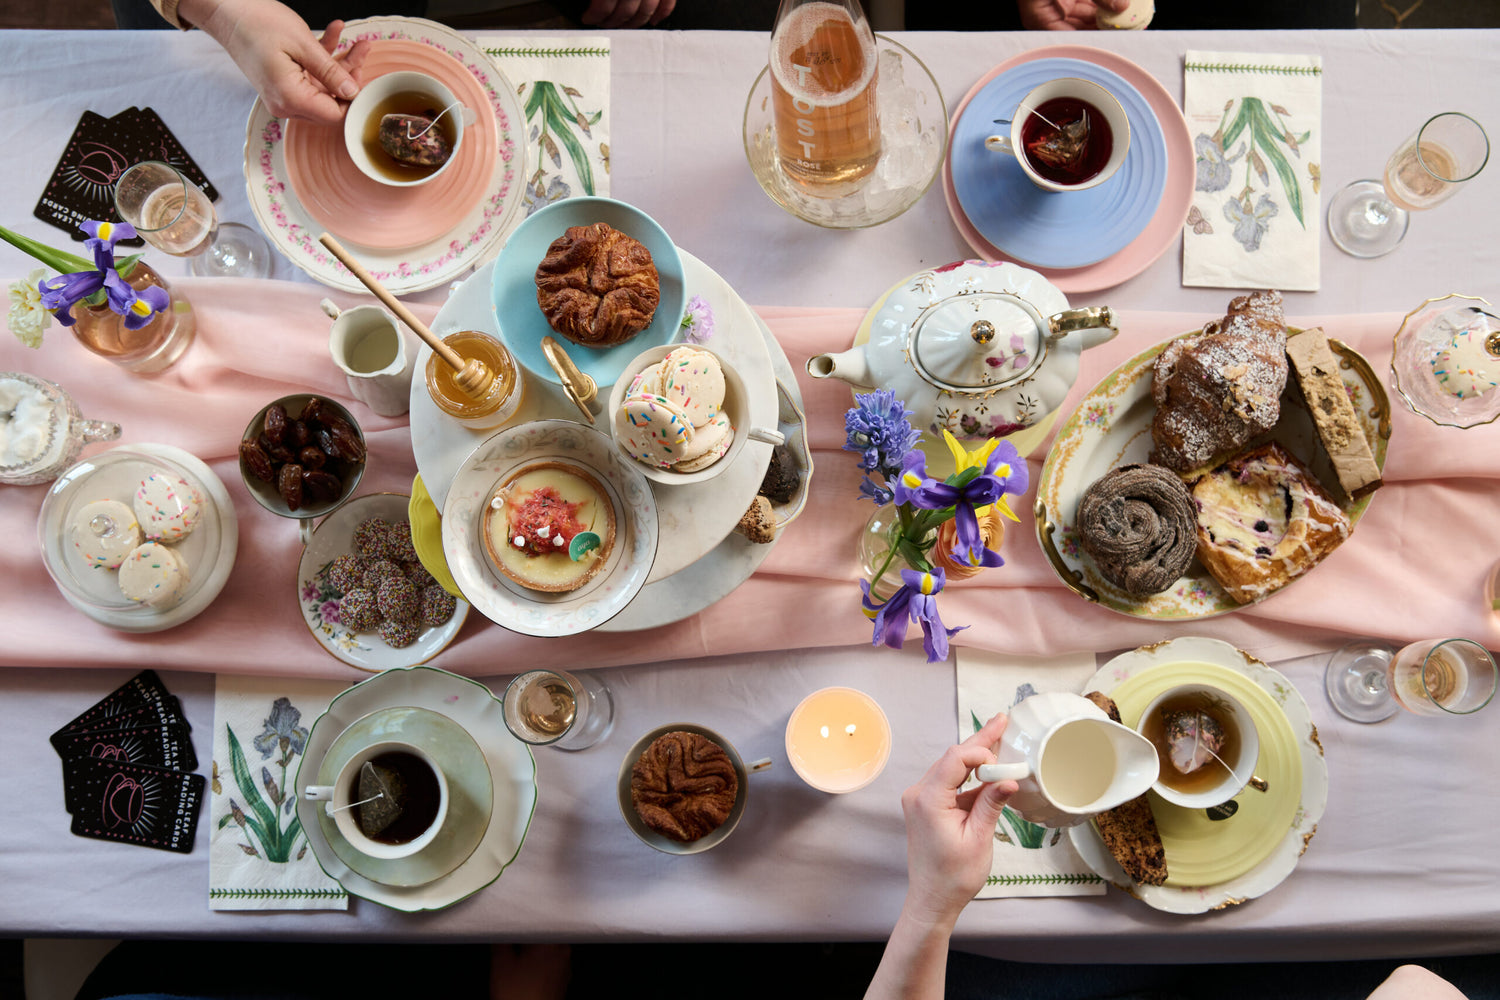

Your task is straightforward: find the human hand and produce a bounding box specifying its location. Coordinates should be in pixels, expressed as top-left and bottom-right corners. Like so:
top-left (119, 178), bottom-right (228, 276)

top-left (1017, 0), bottom-right (1128, 30)
top-left (185, 0), bottom-right (370, 125)
top-left (580, 0), bottom-right (677, 29)
top-left (897, 712), bottom-right (1018, 930)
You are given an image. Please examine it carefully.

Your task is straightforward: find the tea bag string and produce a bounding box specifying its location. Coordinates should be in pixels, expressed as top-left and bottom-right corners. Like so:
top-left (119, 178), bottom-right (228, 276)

top-left (405, 101), bottom-right (464, 141)
top-left (1192, 710), bottom-right (1247, 786)
top-left (327, 791), bottom-right (384, 814)
top-left (994, 103), bottom-right (1061, 131)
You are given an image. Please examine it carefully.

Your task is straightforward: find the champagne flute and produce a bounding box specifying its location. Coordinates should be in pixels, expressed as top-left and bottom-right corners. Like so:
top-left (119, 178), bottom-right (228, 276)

top-left (114, 160), bottom-right (272, 279)
top-left (502, 668), bottom-right (615, 751)
top-left (1327, 112), bottom-right (1489, 258)
top-left (1325, 637), bottom-right (1498, 723)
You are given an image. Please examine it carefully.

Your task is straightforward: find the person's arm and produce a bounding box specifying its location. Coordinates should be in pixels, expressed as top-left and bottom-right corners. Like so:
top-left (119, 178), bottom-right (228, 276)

top-left (176, 0), bottom-right (370, 125)
top-left (1017, 0), bottom-right (1129, 30)
top-left (1367, 966), bottom-right (1470, 1000)
top-left (865, 712), bottom-right (1018, 1000)
top-left (580, 0), bottom-right (677, 29)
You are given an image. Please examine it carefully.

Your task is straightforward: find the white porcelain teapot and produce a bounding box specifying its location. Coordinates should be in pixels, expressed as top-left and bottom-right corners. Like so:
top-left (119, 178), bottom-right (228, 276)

top-left (807, 261), bottom-right (1117, 443)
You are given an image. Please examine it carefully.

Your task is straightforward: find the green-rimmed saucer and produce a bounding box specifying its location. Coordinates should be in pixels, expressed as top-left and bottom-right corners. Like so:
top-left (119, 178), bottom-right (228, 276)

top-left (314, 705), bottom-right (491, 888)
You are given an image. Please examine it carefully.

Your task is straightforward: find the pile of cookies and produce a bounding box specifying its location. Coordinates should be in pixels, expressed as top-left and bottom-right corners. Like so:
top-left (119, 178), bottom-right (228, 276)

top-left (72, 471), bottom-right (204, 610)
top-left (614, 347), bottom-right (735, 473)
top-left (324, 517), bottom-right (456, 649)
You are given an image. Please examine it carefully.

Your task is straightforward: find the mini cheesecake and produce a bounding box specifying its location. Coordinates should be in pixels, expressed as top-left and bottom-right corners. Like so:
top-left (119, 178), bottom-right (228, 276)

top-left (482, 461), bottom-right (617, 593)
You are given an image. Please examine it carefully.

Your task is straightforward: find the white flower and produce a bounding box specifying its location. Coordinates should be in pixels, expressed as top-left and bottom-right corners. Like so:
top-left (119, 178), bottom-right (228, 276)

top-left (7, 268), bottom-right (51, 349)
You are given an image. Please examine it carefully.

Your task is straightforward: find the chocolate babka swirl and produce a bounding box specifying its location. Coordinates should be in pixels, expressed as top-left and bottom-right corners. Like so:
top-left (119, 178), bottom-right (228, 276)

top-left (630, 731), bottom-right (738, 843)
top-left (1076, 464), bottom-right (1198, 597)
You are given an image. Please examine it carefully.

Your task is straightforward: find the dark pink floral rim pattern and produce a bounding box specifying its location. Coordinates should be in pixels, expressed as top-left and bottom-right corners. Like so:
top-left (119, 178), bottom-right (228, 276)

top-left (256, 28), bottom-right (519, 283)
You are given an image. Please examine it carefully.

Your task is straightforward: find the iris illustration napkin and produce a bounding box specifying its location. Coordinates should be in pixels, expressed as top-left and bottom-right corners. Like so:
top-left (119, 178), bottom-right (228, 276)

top-left (1181, 51), bottom-right (1323, 291)
top-left (209, 675), bottom-right (348, 911)
top-left (955, 648), bottom-right (1106, 899)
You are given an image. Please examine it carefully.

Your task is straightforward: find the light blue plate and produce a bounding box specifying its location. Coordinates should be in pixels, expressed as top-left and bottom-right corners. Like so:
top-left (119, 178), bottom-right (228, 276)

top-left (950, 57), bottom-right (1168, 269)
top-left (490, 196), bottom-right (685, 388)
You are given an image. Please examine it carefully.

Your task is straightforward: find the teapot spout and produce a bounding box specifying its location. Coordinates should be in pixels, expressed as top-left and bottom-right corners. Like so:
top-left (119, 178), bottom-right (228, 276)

top-left (806, 348), bottom-right (873, 390)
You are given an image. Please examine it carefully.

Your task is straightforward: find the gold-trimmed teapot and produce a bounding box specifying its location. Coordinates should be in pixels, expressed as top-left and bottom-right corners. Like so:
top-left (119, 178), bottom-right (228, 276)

top-left (807, 260), bottom-right (1117, 442)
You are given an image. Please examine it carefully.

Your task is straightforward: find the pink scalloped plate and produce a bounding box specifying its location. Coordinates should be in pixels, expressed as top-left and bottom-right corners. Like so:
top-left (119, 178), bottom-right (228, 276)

top-left (283, 40), bottom-right (498, 250)
top-left (943, 45), bottom-right (1194, 293)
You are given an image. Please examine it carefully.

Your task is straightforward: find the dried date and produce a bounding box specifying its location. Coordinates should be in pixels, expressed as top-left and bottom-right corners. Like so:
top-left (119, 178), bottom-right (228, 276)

top-left (302, 470), bottom-right (342, 503)
top-left (288, 419), bottom-right (311, 448)
top-left (263, 403), bottom-right (289, 444)
top-left (239, 439), bottom-right (275, 482)
top-left (277, 463), bottom-right (305, 511)
top-left (298, 446), bottom-right (326, 470)
top-left (320, 416), bottom-right (366, 463)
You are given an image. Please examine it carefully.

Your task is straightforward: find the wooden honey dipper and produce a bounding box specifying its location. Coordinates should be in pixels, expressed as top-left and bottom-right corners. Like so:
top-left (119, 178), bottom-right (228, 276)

top-left (318, 233), bottom-right (494, 398)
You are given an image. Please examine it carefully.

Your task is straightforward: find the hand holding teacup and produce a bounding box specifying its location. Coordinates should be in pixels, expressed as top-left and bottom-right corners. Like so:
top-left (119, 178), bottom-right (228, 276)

top-left (986, 78), bottom-right (1131, 192)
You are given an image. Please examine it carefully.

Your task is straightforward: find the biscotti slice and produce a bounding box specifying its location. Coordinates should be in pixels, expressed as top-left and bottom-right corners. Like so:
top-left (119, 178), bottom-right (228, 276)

top-left (1286, 328), bottom-right (1382, 500)
top-left (1083, 691), bottom-right (1168, 887)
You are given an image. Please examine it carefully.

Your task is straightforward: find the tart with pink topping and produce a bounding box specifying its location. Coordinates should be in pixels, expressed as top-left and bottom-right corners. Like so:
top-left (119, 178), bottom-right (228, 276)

top-left (482, 462), bottom-right (616, 593)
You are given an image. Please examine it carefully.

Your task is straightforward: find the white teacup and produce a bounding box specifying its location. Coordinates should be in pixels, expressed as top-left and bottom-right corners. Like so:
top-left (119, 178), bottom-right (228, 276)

top-left (304, 740), bottom-right (448, 860)
top-left (1136, 684), bottom-right (1261, 809)
top-left (985, 78), bottom-right (1131, 192)
top-left (975, 692), bottom-right (1158, 828)
top-left (343, 70), bottom-right (477, 187)
top-left (321, 298), bottom-right (415, 417)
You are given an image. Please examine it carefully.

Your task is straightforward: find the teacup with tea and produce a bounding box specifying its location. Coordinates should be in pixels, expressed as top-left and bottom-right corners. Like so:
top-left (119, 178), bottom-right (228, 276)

top-left (985, 77), bottom-right (1131, 192)
top-left (1136, 684), bottom-right (1261, 809)
top-left (343, 70), bottom-right (477, 187)
top-left (304, 739), bottom-right (449, 859)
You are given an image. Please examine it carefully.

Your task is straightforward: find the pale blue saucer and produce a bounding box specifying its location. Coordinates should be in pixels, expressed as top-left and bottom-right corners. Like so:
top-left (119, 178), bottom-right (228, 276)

top-left (950, 57), bottom-right (1168, 269)
top-left (489, 196), bottom-right (685, 389)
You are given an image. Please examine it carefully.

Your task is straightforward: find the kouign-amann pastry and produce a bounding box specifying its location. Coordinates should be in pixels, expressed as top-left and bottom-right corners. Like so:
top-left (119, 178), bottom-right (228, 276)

top-left (1151, 290), bottom-right (1289, 472)
top-left (482, 462), bottom-right (616, 593)
top-left (1189, 441), bottom-right (1351, 604)
top-left (1076, 463), bottom-right (1198, 597)
top-left (71, 499), bottom-right (142, 571)
top-left (535, 222), bottom-right (660, 348)
top-left (630, 731), bottom-right (739, 843)
top-left (134, 472), bottom-right (204, 542)
top-left (1083, 691), bottom-right (1168, 886)
top-left (1285, 328), bottom-right (1383, 499)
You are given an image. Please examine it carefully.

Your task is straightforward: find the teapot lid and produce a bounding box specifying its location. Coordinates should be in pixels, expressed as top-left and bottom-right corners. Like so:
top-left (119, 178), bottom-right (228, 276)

top-left (909, 292), bottom-right (1047, 393)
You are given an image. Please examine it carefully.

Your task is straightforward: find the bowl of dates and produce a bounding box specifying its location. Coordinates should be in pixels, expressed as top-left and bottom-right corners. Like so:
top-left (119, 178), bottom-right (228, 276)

top-left (239, 395), bottom-right (366, 524)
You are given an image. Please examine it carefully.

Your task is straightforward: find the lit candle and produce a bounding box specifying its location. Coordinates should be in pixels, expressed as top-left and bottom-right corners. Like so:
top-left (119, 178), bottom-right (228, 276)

top-left (785, 687), bottom-right (892, 793)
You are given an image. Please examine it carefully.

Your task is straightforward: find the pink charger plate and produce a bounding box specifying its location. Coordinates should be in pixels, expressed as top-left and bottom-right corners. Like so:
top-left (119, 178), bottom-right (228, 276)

top-left (943, 44), bottom-right (1194, 293)
top-left (283, 40), bottom-right (498, 251)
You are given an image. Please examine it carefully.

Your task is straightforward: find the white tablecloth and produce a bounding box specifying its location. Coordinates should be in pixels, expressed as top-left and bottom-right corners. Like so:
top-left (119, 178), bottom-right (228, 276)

top-left (3, 28), bottom-right (1499, 959)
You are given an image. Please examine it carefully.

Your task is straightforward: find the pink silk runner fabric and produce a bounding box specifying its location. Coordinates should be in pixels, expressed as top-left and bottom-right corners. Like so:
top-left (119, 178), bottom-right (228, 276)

top-left (1, 277), bottom-right (1496, 678)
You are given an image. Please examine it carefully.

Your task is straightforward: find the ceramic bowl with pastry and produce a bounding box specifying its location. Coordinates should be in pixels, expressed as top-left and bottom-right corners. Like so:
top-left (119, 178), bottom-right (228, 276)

top-left (616, 723), bottom-right (769, 856)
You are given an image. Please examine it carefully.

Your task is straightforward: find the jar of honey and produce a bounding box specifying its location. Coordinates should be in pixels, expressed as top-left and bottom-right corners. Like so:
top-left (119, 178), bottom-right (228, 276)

top-left (424, 330), bottom-right (523, 429)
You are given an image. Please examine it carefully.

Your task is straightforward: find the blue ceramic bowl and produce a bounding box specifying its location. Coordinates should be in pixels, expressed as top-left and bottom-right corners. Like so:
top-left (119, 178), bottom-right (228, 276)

top-left (490, 197), bottom-right (685, 389)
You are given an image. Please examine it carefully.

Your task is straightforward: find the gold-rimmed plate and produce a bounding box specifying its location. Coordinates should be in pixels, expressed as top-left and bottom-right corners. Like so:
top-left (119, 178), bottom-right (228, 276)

top-left (1035, 328), bottom-right (1391, 619)
top-left (1069, 637), bottom-right (1328, 914)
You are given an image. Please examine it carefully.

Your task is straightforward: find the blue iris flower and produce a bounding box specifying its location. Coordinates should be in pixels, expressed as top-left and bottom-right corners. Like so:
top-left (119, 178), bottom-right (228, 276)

top-left (860, 567), bottom-right (966, 663)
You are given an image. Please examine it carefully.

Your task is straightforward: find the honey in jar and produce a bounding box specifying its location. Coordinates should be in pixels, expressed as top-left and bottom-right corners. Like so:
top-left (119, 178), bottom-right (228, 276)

top-left (425, 330), bottom-right (523, 429)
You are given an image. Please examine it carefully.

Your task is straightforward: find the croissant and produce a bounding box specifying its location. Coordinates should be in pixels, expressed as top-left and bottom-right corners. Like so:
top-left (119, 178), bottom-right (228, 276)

top-left (1150, 290), bottom-right (1289, 472)
top-left (534, 222), bottom-right (660, 348)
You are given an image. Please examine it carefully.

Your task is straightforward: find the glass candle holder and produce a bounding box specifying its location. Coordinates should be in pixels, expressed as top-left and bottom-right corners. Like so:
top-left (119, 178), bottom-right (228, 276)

top-left (785, 686), bottom-right (891, 793)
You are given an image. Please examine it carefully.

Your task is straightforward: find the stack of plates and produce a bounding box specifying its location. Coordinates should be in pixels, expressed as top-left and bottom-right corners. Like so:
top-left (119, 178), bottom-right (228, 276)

top-left (242, 17), bottom-right (527, 294)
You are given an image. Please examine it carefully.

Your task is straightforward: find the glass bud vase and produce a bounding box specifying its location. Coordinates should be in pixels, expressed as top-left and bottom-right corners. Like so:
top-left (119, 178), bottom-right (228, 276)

top-left (857, 506), bottom-right (930, 601)
top-left (69, 262), bottom-right (196, 374)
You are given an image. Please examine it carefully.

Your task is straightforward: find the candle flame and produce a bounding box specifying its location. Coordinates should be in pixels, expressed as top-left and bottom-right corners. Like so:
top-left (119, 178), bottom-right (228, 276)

top-left (819, 725), bottom-right (829, 739)
top-left (845, 724), bottom-right (857, 736)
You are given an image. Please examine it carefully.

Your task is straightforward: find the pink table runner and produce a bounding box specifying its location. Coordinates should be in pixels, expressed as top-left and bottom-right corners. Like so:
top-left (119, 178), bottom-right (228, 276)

top-left (2, 278), bottom-right (1496, 678)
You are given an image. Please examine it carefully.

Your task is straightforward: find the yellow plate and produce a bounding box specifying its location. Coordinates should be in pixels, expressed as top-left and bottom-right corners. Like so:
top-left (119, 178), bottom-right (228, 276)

top-left (1106, 661), bottom-right (1301, 888)
top-left (410, 474), bottom-right (463, 599)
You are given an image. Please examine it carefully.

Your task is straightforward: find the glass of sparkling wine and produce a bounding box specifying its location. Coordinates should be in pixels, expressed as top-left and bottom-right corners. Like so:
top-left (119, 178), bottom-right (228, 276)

top-left (114, 160), bottom-right (272, 279)
top-left (502, 668), bottom-right (615, 751)
top-left (1325, 637), bottom-right (1498, 723)
top-left (1327, 112), bottom-right (1489, 258)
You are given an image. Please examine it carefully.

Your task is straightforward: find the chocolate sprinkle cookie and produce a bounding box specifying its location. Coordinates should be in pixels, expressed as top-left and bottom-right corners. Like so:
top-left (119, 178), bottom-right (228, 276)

top-left (1076, 464), bottom-right (1198, 596)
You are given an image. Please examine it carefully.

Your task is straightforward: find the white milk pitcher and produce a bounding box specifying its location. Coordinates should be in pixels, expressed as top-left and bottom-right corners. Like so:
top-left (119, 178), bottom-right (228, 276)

top-left (322, 298), bottom-right (415, 417)
top-left (975, 692), bottom-right (1159, 828)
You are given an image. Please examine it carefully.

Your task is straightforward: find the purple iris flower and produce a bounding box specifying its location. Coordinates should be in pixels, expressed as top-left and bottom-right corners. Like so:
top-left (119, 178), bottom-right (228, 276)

top-left (861, 567), bottom-right (966, 663)
top-left (891, 450), bottom-right (931, 507)
top-left (844, 389), bottom-right (922, 479)
top-left (38, 269), bottom-right (106, 327)
top-left (36, 220), bottom-right (165, 329)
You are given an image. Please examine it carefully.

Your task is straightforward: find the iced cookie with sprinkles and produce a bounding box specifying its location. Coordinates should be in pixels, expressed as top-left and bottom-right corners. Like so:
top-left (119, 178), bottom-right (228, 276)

top-left (616, 392), bottom-right (693, 468)
top-left (117, 542), bottom-right (189, 608)
top-left (659, 346), bottom-right (726, 427)
top-left (133, 472), bottom-right (204, 543)
top-left (1431, 324), bottom-right (1500, 400)
top-left (71, 499), bottom-right (142, 570)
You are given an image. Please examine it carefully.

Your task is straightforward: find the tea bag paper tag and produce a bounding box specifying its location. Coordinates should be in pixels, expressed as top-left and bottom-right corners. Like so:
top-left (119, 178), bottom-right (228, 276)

top-left (356, 761), bottom-right (405, 837)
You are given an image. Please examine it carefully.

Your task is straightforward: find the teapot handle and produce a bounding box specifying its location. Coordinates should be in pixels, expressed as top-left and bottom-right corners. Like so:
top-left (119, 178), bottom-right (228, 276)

top-left (1048, 306), bottom-right (1119, 351)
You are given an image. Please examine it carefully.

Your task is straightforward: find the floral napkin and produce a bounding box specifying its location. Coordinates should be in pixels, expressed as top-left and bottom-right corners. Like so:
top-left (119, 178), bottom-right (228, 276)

top-left (955, 648), bottom-right (1106, 898)
top-left (208, 676), bottom-right (349, 911)
top-left (1181, 51), bottom-right (1323, 291)
top-left (476, 36), bottom-right (611, 214)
